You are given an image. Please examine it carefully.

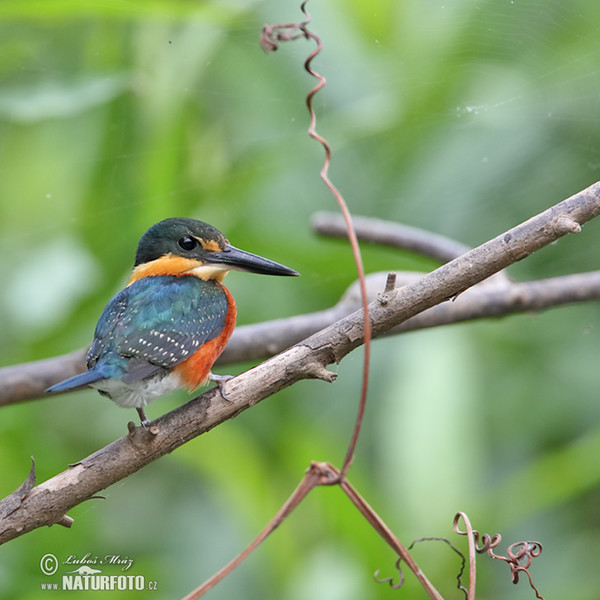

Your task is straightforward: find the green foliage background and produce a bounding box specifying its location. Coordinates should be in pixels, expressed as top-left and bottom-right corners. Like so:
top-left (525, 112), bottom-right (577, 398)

top-left (1, 0), bottom-right (600, 598)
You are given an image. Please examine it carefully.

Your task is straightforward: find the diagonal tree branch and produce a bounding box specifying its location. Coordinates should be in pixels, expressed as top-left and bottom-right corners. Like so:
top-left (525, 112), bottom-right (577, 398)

top-left (3, 263), bottom-right (600, 407)
top-left (0, 213), bottom-right (480, 408)
top-left (3, 269), bottom-right (600, 408)
top-left (1, 181), bottom-right (599, 545)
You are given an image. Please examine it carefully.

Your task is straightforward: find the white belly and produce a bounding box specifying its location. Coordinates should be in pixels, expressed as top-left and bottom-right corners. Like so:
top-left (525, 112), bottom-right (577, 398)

top-left (90, 371), bottom-right (183, 408)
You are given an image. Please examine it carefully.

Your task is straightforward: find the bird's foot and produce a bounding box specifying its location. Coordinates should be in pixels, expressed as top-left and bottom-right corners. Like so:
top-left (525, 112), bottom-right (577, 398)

top-left (208, 373), bottom-right (234, 401)
top-left (137, 407), bottom-right (151, 427)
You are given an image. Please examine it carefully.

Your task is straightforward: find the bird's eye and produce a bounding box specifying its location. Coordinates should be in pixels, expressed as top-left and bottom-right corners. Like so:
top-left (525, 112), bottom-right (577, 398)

top-left (178, 236), bottom-right (198, 251)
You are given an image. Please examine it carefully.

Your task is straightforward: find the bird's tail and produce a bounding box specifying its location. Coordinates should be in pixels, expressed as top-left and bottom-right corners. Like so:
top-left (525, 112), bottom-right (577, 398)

top-left (46, 370), bottom-right (106, 394)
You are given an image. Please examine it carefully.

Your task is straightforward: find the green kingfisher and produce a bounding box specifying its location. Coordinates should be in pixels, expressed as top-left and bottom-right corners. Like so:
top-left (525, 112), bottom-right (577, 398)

top-left (46, 218), bottom-right (299, 426)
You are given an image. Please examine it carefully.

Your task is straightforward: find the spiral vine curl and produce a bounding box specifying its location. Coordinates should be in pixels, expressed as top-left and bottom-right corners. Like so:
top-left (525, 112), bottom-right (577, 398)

top-left (454, 512), bottom-right (544, 599)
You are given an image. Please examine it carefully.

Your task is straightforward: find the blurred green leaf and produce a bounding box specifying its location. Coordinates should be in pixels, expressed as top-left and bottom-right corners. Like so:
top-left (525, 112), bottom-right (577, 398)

top-left (0, 75), bottom-right (128, 122)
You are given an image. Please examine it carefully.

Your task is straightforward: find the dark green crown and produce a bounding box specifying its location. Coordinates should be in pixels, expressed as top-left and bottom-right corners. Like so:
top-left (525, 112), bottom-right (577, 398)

top-left (134, 218), bottom-right (228, 266)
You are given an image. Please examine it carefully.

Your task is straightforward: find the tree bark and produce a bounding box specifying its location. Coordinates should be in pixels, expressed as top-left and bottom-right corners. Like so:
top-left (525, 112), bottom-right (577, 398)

top-left (0, 181), bottom-right (599, 544)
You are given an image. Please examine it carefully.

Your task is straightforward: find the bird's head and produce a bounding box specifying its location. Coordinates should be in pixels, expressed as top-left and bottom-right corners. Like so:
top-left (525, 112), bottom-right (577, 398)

top-left (129, 218), bottom-right (299, 284)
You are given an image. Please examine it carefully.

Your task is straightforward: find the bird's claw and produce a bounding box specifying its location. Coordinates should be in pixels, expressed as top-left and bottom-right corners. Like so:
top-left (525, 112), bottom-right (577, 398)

top-left (209, 373), bottom-right (234, 401)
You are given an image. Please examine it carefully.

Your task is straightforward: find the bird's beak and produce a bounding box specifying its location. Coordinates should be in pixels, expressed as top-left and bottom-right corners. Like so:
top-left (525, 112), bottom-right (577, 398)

top-left (205, 244), bottom-right (300, 276)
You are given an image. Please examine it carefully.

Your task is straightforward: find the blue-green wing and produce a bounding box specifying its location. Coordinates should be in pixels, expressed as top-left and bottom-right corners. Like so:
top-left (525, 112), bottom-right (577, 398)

top-left (87, 276), bottom-right (229, 382)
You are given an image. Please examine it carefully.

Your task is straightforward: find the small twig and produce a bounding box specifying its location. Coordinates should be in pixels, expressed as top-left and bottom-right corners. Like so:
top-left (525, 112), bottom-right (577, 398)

top-left (0, 458), bottom-right (36, 521)
top-left (377, 272), bottom-right (397, 306)
top-left (383, 272), bottom-right (397, 294)
top-left (56, 515), bottom-right (75, 528)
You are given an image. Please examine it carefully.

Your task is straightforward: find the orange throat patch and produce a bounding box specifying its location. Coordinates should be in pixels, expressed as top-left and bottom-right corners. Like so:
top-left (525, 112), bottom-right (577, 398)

top-left (128, 254), bottom-right (229, 284)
